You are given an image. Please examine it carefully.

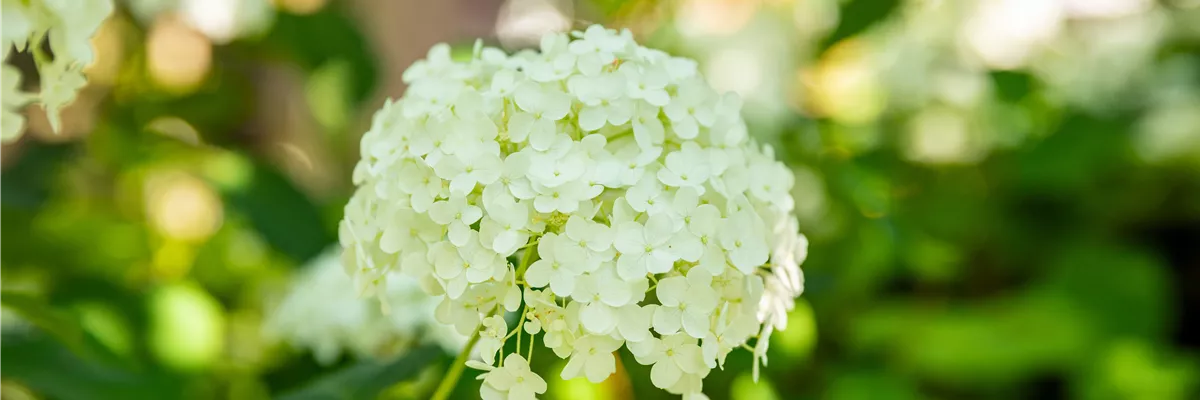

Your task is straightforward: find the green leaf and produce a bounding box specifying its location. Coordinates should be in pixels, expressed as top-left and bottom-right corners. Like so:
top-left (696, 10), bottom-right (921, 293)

top-left (1, 291), bottom-right (86, 356)
top-left (1040, 244), bottom-right (1172, 341)
top-left (820, 0), bottom-right (900, 50)
top-left (277, 345), bottom-right (443, 400)
top-left (0, 142), bottom-right (75, 209)
top-left (209, 155), bottom-right (334, 264)
top-left (1, 332), bottom-right (184, 400)
top-left (850, 295), bottom-right (1093, 386)
top-left (256, 8), bottom-right (378, 104)
top-left (826, 369), bottom-right (921, 400)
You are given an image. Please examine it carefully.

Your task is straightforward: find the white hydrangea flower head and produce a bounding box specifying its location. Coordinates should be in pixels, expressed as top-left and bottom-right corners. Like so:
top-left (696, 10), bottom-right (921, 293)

top-left (264, 248), bottom-right (465, 365)
top-left (1, 0), bottom-right (113, 142)
top-left (340, 25), bottom-right (810, 398)
top-left (2, 64), bottom-right (34, 142)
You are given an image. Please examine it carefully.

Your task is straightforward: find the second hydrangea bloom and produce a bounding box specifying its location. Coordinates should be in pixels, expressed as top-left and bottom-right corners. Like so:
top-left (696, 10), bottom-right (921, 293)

top-left (2, 0), bottom-right (113, 141)
top-left (341, 25), bottom-right (808, 399)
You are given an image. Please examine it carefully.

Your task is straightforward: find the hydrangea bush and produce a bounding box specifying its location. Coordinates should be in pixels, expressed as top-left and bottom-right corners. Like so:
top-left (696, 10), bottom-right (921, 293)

top-left (2, 0), bottom-right (113, 142)
top-left (340, 25), bottom-right (808, 399)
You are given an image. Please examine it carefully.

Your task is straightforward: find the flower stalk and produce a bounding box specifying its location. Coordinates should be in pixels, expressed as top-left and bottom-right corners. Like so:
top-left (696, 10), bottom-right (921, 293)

top-left (430, 328), bottom-right (481, 400)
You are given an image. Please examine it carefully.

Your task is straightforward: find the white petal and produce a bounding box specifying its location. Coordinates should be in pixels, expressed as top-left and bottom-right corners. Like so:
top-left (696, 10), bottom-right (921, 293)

top-left (628, 337), bottom-right (663, 363)
top-left (652, 306), bottom-right (682, 335)
top-left (655, 277), bottom-right (687, 305)
top-left (607, 101), bottom-right (633, 126)
top-left (480, 382), bottom-right (505, 400)
top-left (492, 230), bottom-right (520, 255)
top-left (427, 201), bottom-right (455, 225)
top-left (650, 359), bottom-right (682, 389)
top-left (524, 261), bottom-right (552, 288)
top-left (681, 311), bottom-right (710, 339)
top-left (508, 113), bottom-right (535, 142)
top-left (698, 245), bottom-right (727, 275)
top-left (676, 345), bottom-right (708, 375)
top-left (672, 117), bottom-right (699, 140)
top-left (549, 270), bottom-right (577, 297)
top-left (663, 102), bottom-right (688, 121)
top-left (581, 303), bottom-right (617, 334)
top-left (669, 234), bottom-right (703, 262)
top-left (646, 251), bottom-right (676, 274)
top-left (561, 354), bottom-right (586, 380)
top-left (616, 253), bottom-right (646, 281)
top-left (617, 305), bottom-right (651, 342)
top-left (461, 204), bottom-right (484, 225)
top-left (466, 265), bottom-right (493, 283)
top-left (445, 276), bottom-right (467, 299)
top-left (645, 214), bottom-right (676, 240)
top-left (435, 258), bottom-right (462, 280)
top-left (449, 176), bottom-right (476, 195)
top-left (598, 280), bottom-right (632, 307)
top-left (613, 222), bottom-right (645, 253)
top-left (730, 246), bottom-right (766, 274)
top-left (449, 222), bottom-right (472, 246)
top-left (579, 106), bottom-right (607, 131)
top-left (504, 283), bottom-right (523, 311)
top-left (529, 120), bottom-right (557, 151)
top-left (645, 90), bottom-right (670, 107)
top-left (378, 226), bottom-right (406, 254)
top-left (544, 91), bottom-right (572, 120)
top-left (584, 353), bottom-right (616, 383)
top-left (533, 195), bottom-right (557, 214)
top-left (509, 385), bottom-right (536, 400)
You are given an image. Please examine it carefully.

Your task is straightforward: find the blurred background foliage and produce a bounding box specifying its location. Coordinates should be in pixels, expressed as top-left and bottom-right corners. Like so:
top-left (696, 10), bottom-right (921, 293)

top-left (2, 0), bottom-right (1200, 399)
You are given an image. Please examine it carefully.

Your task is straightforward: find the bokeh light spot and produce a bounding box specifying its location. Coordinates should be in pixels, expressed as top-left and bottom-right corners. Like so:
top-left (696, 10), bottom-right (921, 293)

top-left (147, 16), bottom-right (213, 93)
top-left (149, 281), bottom-right (226, 371)
top-left (144, 171), bottom-right (224, 242)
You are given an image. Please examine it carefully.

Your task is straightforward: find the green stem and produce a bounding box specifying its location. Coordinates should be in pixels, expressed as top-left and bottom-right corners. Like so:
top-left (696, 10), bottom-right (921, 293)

top-left (515, 237), bottom-right (539, 279)
top-left (515, 317), bottom-right (524, 356)
top-left (504, 304), bottom-right (526, 342)
top-left (527, 330), bottom-right (535, 362)
top-left (29, 33), bottom-right (50, 67)
top-left (431, 329), bottom-right (481, 400)
top-left (606, 129), bottom-right (634, 144)
top-left (431, 238), bottom-right (540, 400)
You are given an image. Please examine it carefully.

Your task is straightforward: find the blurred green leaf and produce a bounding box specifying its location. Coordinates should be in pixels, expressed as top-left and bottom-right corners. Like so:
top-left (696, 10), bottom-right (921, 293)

top-left (277, 345), bottom-right (443, 400)
top-left (989, 71), bottom-right (1036, 103)
top-left (1, 291), bottom-right (85, 355)
top-left (1006, 113), bottom-right (1132, 194)
top-left (821, 0), bottom-right (900, 50)
top-left (900, 233), bottom-right (962, 283)
top-left (306, 60), bottom-right (353, 131)
top-left (258, 9), bottom-right (378, 104)
top-left (1, 291), bottom-right (135, 369)
top-left (731, 373), bottom-right (780, 400)
top-left (1040, 244), bottom-right (1173, 342)
top-left (212, 156), bottom-right (333, 264)
top-left (851, 294), bottom-right (1093, 386)
top-left (1074, 340), bottom-right (1199, 400)
top-left (0, 142), bottom-right (75, 209)
top-left (1, 332), bottom-right (184, 400)
top-left (825, 369), bottom-right (922, 400)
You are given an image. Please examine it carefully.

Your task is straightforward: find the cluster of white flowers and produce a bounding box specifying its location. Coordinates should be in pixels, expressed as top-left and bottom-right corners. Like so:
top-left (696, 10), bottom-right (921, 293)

top-left (264, 248), bottom-right (464, 365)
top-left (2, 0), bottom-right (113, 142)
top-left (340, 25), bottom-right (808, 399)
